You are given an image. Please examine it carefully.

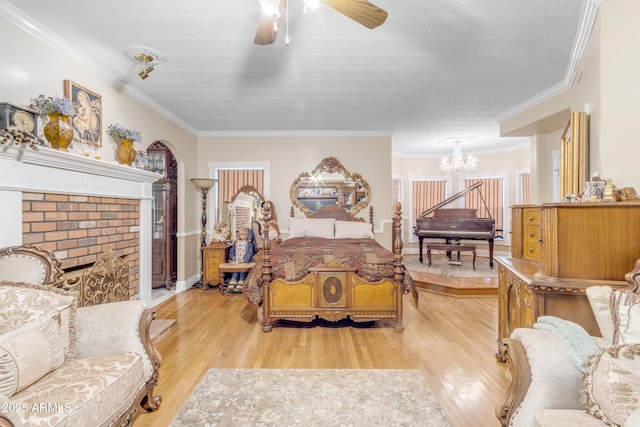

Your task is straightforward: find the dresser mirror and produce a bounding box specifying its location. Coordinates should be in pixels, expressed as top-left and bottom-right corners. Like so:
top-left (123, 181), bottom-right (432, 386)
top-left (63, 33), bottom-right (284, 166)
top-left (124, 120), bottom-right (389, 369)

top-left (290, 157), bottom-right (371, 216)
top-left (219, 185), bottom-right (265, 238)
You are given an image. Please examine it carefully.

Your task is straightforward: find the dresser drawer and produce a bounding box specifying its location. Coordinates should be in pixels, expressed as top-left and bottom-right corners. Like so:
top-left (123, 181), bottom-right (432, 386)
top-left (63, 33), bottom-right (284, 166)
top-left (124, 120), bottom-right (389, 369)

top-left (523, 226), bottom-right (542, 261)
top-left (523, 208), bottom-right (541, 225)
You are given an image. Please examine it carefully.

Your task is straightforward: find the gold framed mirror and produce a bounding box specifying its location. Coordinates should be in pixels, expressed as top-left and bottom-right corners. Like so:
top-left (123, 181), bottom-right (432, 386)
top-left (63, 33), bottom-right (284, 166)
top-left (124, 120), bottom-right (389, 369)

top-left (560, 111), bottom-right (588, 198)
top-left (290, 157), bottom-right (371, 216)
top-left (220, 185), bottom-right (265, 237)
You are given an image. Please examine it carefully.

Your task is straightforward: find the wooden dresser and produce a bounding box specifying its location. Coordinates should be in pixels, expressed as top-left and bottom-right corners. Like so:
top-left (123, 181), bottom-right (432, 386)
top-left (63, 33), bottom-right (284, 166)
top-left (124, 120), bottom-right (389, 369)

top-left (497, 202), bottom-right (640, 360)
top-left (202, 242), bottom-right (230, 289)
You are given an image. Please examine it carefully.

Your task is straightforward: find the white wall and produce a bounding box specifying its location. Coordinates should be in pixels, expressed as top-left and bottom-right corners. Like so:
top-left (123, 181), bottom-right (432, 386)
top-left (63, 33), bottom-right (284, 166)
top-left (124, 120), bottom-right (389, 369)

top-left (197, 135), bottom-right (396, 247)
top-left (501, 0), bottom-right (640, 196)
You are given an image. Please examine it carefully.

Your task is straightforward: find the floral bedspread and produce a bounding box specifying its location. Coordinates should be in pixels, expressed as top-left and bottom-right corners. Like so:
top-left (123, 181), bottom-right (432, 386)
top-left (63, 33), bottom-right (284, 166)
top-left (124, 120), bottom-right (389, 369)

top-left (242, 237), bottom-right (416, 306)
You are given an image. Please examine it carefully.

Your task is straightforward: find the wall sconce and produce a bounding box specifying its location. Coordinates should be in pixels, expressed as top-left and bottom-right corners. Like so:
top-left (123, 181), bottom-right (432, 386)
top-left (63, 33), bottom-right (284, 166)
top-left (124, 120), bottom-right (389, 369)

top-left (191, 177), bottom-right (217, 286)
top-left (124, 45), bottom-right (164, 81)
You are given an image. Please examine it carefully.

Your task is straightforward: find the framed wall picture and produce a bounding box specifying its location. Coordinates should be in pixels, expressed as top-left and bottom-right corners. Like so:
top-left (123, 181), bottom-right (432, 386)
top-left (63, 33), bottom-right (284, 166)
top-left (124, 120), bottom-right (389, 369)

top-left (64, 80), bottom-right (102, 147)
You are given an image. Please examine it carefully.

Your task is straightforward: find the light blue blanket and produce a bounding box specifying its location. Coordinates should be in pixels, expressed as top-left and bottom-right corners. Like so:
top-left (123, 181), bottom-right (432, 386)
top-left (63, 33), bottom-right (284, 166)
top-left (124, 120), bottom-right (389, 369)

top-left (534, 316), bottom-right (601, 370)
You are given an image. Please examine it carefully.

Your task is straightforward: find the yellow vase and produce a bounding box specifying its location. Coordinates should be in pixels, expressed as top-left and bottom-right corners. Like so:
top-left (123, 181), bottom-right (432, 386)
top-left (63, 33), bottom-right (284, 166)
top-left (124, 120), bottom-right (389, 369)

top-left (43, 113), bottom-right (74, 151)
top-left (117, 139), bottom-right (136, 166)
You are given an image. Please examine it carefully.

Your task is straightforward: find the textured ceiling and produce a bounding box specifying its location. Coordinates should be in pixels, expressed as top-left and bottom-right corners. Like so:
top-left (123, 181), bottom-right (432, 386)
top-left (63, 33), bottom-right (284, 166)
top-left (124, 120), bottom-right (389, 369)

top-left (2, 0), bottom-right (587, 156)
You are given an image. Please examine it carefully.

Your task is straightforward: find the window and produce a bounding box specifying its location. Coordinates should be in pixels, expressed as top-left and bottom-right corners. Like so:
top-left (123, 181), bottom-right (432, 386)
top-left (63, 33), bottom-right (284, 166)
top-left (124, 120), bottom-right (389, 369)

top-left (412, 179), bottom-right (447, 221)
top-left (517, 172), bottom-right (531, 204)
top-left (210, 161), bottom-right (271, 225)
top-left (463, 177), bottom-right (504, 238)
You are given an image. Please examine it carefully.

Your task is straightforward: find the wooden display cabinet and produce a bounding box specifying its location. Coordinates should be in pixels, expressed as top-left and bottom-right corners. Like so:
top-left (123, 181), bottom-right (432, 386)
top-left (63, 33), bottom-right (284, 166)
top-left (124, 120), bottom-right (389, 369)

top-left (148, 142), bottom-right (178, 290)
top-left (202, 242), bottom-right (230, 289)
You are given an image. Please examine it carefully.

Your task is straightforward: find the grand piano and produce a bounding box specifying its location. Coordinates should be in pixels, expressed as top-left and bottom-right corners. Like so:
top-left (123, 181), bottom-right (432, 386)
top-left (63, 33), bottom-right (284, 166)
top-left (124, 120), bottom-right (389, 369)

top-left (415, 181), bottom-right (496, 267)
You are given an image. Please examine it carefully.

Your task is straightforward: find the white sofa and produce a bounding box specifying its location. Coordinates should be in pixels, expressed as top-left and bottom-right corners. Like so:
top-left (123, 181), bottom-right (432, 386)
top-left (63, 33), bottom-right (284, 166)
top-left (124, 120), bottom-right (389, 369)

top-left (496, 261), bottom-right (640, 427)
top-left (0, 246), bottom-right (161, 427)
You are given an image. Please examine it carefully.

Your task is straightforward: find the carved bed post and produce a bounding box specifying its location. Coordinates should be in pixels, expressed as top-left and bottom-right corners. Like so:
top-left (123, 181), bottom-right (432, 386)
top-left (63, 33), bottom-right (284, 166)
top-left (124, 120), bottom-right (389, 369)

top-left (392, 202), bottom-right (404, 332)
top-left (261, 201), bottom-right (273, 332)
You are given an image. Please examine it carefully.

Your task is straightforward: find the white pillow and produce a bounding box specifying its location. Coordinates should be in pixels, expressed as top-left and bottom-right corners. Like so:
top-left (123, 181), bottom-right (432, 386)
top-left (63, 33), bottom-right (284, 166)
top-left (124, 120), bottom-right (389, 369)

top-left (288, 218), bottom-right (335, 239)
top-left (586, 286), bottom-right (614, 342)
top-left (610, 289), bottom-right (640, 345)
top-left (0, 313), bottom-right (65, 397)
top-left (334, 220), bottom-right (374, 239)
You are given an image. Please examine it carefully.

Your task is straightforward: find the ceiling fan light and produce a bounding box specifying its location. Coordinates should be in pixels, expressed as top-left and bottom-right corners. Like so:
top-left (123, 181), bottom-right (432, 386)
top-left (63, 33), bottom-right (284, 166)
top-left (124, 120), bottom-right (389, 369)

top-left (260, 0), bottom-right (277, 16)
top-left (303, 0), bottom-right (321, 13)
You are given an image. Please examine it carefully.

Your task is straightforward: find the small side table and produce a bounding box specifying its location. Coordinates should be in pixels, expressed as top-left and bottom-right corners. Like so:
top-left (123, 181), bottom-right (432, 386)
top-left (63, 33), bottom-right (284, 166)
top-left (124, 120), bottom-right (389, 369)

top-left (218, 262), bottom-right (256, 294)
top-left (427, 243), bottom-right (476, 270)
top-left (202, 242), bottom-right (230, 289)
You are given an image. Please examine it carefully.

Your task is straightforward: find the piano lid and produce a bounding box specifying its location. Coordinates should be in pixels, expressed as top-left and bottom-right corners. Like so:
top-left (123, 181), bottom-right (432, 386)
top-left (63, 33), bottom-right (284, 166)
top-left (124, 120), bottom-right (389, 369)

top-left (419, 181), bottom-right (485, 219)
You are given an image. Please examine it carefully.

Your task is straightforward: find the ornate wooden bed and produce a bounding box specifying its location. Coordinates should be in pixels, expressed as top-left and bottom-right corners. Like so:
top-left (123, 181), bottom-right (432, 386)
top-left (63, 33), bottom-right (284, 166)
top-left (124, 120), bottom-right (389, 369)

top-left (243, 202), bottom-right (414, 332)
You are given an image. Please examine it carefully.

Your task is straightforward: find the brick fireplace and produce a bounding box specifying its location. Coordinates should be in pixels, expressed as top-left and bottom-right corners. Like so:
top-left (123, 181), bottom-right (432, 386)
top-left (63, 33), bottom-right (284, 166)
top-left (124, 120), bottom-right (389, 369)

top-left (0, 145), bottom-right (160, 304)
top-left (22, 192), bottom-right (141, 297)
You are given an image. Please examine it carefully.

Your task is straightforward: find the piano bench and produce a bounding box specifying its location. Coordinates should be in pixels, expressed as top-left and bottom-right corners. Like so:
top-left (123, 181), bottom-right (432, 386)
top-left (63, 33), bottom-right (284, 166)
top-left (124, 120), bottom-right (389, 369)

top-left (426, 243), bottom-right (476, 270)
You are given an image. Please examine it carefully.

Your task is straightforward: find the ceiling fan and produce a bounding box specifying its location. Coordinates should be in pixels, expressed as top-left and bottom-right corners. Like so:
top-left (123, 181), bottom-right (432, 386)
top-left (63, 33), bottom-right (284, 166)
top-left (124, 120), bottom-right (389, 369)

top-left (254, 0), bottom-right (388, 45)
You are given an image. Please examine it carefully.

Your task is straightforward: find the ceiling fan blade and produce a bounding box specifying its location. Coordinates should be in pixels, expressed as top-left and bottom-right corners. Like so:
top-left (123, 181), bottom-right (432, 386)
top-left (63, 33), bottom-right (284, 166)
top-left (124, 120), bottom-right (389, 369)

top-left (254, 14), bottom-right (279, 45)
top-left (321, 0), bottom-right (388, 29)
top-left (254, 0), bottom-right (287, 45)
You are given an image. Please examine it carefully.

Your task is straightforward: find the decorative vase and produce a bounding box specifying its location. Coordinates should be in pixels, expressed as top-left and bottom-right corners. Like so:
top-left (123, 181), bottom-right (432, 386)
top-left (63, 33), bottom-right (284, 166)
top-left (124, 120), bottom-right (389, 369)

top-left (116, 139), bottom-right (136, 166)
top-left (43, 113), bottom-right (74, 151)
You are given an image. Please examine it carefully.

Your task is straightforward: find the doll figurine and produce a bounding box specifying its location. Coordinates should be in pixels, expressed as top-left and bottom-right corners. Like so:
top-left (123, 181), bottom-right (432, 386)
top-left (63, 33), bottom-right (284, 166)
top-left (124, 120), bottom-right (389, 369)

top-left (227, 227), bottom-right (256, 286)
top-left (210, 222), bottom-right (231, 243)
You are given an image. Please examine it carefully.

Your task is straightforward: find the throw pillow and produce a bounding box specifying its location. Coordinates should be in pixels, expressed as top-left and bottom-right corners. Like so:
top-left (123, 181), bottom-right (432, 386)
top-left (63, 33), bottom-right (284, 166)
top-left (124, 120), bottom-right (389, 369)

top-left (610, 289), bottom-right (640, 345)
top-left (0, 281), bottom-right (78, 360)
top-left (334, 220), bottom-right (374, 239)
top-left (288, 218), bottom-right (335, 239)
top-left (586, 285), bottom-right (614, 342)
top-left (0, 313), bottom-right (65, 397)
top-left (581, 344), bottom-right (640, 426)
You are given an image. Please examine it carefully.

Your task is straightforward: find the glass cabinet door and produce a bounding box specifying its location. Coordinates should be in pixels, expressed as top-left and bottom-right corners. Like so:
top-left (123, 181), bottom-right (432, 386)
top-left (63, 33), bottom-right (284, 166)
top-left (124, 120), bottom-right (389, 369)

top-left (152, 182), bottom-right (166, 240)
top-left (147, 142), bottom-right (177, 290)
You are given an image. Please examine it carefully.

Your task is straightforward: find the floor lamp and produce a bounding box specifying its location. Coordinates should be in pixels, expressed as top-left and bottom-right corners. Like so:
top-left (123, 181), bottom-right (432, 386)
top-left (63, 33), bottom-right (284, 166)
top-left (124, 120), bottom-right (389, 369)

top-left (191, 178), bottom-right (216, 287)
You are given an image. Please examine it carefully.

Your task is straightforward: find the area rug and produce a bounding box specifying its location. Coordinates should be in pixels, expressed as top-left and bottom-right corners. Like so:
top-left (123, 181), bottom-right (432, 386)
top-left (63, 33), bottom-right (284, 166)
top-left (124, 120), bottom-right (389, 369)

top-left (404, 254), bottom-right (497, 278)
top-left (170, 369), bottom-right (452, 426)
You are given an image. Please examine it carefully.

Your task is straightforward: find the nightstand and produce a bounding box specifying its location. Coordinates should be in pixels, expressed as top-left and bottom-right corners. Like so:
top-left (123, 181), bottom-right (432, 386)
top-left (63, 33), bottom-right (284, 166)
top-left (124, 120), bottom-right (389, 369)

top-left (202, 242), bottom-right (230, 289)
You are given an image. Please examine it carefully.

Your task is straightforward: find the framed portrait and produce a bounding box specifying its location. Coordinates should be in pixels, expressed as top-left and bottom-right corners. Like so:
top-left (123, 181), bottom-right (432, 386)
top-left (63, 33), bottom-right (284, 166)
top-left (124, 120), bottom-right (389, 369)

top-left (64, 80), bottom-right (102, 147)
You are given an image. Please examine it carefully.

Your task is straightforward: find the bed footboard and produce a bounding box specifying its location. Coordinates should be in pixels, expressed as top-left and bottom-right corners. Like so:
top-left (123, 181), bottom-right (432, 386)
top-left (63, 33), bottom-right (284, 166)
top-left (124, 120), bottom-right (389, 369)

top-left (260, 202), bottom-right (405, 333)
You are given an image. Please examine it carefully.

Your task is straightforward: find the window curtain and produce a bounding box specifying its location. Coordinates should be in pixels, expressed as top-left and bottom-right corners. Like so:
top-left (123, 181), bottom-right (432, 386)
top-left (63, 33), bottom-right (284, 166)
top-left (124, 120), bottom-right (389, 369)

top-left (217, 169), bottom-right (265, 204)
top-left (413, 180), bottom-right (447, 220)
top-left (464, 177), bottom-right (504, 237)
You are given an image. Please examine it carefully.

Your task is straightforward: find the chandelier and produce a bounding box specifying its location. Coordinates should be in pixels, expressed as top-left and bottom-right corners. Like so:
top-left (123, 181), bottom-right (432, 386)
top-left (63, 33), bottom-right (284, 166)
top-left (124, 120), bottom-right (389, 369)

top-left (439, 141), bottom-right (478, 174)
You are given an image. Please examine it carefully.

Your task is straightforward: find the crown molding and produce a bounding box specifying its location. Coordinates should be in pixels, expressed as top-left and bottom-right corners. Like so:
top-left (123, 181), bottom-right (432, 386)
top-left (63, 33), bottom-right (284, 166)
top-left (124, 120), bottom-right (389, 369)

top-left (0, 0), bottom-right (198, 136)
top-left (198, 130), bottom-right (393, 138)
top-left (495, 0), bottom-right (603, 123)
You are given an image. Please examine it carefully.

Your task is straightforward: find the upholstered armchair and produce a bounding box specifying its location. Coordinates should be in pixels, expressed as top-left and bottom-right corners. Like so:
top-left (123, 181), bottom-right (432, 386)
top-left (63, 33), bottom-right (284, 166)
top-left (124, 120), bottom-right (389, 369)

top-left (0, 245), bottom-right (162, 426)
top-left (496, 260), bottom-right (640, 427)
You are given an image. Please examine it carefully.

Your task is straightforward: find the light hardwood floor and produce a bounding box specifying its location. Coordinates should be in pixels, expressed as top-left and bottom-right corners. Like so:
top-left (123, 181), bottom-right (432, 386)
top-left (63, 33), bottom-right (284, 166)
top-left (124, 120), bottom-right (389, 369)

top-left (134, 274), bottom-right (511, 427)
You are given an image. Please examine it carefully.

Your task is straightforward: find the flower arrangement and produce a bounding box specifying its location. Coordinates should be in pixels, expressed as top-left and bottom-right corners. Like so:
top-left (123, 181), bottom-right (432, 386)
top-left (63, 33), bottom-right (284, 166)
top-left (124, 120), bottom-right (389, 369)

top-left (28, 94), bottom-right (77, 116)
top-left (106, 123), bottom-right (142, 143)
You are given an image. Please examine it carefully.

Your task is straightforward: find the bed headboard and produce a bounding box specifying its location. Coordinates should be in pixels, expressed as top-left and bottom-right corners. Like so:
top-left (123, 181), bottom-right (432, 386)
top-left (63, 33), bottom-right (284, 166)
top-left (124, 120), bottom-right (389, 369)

top-left (290, 205), bottom-right (374, 224)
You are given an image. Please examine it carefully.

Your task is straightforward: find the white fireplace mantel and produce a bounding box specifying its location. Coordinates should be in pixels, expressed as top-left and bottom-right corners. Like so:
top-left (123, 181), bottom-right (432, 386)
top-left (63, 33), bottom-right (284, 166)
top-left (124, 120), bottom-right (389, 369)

top-left (0, 144), bottom-right (162, 305)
